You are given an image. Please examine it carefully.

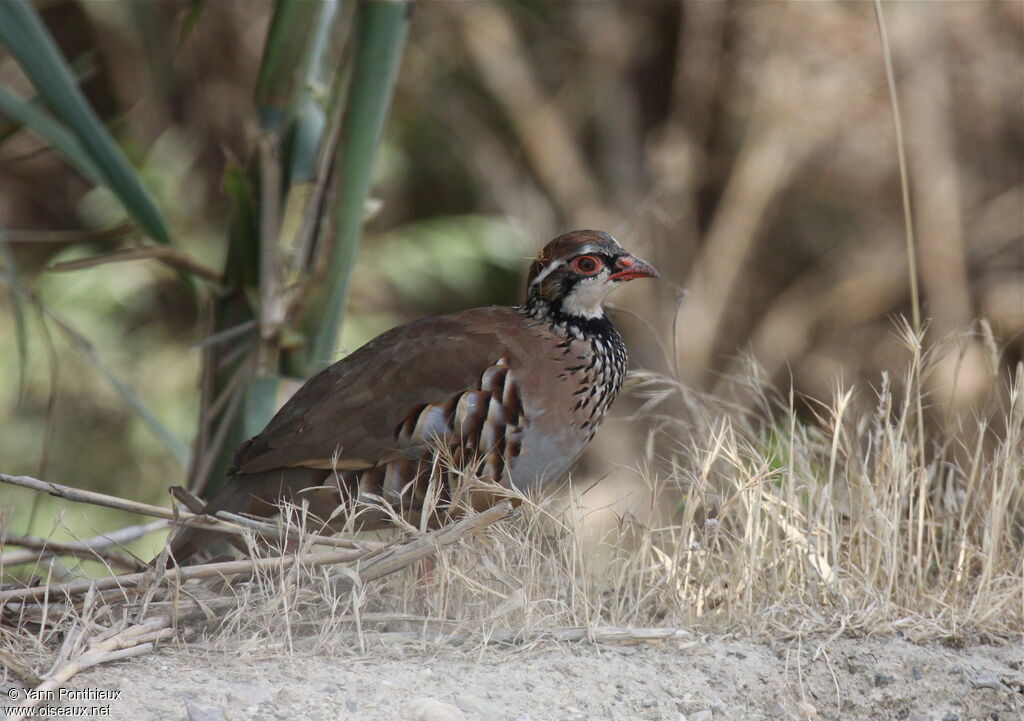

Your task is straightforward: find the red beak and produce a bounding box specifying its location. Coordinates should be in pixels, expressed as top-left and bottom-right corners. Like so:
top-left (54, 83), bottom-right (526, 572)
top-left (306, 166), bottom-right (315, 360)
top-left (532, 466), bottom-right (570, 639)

top-left (609, 254), bottom-right (659, 282)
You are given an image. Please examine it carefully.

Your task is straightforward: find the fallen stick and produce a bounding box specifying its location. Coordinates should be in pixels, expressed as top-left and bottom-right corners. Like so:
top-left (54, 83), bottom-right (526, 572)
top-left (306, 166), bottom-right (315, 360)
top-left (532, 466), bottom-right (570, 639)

top-left (0, 473), bottom-right (376, 552)
top-left (0, 548), bottom-right (365, 604)
top-left (213, 510), bottom-right (386, 551)
top-left (1, 473), bottom-right (183, 519)
top-left (0, 520), bottom-right (169, 569)
top-left (0, 501), bottom-right (515, 604)
top-left (0, 540), bottom-right (140, 571)
top-left (1, 502), bottom-right (520, 716)
top-left (352, 501), bottom-right (515, 583)
top-left (4, 615), bottom-right (177, 719)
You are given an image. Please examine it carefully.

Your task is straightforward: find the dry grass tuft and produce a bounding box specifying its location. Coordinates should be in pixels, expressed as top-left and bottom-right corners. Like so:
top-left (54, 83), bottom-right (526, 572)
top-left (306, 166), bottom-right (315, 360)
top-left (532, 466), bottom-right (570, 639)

top-left (182, 330), bottom-right (1023, 656)
top-left (2, 332), bottom-right (1021, 689)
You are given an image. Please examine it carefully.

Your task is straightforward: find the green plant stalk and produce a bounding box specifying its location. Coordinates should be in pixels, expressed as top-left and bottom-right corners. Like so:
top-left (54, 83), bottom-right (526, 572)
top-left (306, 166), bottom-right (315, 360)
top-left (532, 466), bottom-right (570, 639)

top-left (306, 0), bottom-right (411, 373)
top-left (0, 0), bottom-right (173, 249)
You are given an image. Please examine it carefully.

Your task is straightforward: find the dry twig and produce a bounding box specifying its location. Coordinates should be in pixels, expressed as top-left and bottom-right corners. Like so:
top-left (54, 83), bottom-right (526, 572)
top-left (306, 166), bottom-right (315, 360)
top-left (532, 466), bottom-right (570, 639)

top-left (0, 520), bottom-right (168, 569)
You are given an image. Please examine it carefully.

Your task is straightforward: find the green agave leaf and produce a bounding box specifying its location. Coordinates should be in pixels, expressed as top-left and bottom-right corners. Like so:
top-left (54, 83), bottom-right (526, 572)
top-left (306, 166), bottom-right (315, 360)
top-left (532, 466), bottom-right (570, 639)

top-left (0, 0), bottom-right (173, 247)
top-left (0, 52), bottom-right (99, 148)
top-left (0, 85), bottom-right (105, 185)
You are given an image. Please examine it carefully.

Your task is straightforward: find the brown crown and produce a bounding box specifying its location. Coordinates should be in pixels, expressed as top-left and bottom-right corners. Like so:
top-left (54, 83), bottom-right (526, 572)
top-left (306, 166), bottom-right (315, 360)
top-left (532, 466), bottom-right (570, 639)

top-left (526, 230), bottom-right (623, 287)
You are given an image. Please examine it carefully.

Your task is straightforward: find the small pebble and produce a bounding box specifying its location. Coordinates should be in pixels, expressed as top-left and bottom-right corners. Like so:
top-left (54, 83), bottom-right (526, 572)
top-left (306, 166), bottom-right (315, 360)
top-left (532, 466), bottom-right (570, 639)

top-left (224, 680), bottom-right (273, 706)
top-left (797, 701), bottom-right (817, 717)
top-left (725, 651), bottom-right (747, 660)
top-left (454, 693), bottom-right (504, 719)
top-left (874, 674), bottom-right (897, 687)
top-left (710, 699), bottom-right (726, 713)
top-left (690, 711), bottom-right (713, 721)
top-left (942, 713), bottom-right (959, 721)
top-left (971, 672), bottom-right (1002, 690)
top-left (912, 666), bottom-right (923, 680)
top-left (406, 697), bottom-right (468, 721)
top-left (185, 700), bottom-right (225, 721)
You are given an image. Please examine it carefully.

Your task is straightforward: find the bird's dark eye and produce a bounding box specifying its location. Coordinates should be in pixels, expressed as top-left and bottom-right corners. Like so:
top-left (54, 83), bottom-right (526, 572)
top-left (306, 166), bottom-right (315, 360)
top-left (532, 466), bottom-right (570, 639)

top-left (571, 255), bottom-right (601, 275)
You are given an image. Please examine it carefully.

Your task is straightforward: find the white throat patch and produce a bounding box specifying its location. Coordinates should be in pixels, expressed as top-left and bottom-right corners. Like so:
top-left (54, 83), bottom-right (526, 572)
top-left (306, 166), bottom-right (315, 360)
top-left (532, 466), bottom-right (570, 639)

top-left (560, 272), bottom-right (613, 319)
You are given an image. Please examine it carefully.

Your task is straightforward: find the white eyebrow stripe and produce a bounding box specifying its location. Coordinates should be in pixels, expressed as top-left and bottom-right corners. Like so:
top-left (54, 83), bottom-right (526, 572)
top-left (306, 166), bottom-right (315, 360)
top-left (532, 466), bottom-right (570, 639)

top-left (529, 235), bottom-right (623, 286)
top-left (530, 259), bottom-right (564, 286)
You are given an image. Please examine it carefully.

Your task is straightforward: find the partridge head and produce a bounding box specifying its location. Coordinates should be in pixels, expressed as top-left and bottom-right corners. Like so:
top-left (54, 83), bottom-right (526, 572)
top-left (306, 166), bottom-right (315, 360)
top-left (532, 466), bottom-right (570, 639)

top-left (166, 230), bottom-right (657, 565)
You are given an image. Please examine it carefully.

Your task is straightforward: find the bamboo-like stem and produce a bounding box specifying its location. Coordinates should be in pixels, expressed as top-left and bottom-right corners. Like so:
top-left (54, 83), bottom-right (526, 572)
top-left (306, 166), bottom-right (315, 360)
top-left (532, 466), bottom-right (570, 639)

top-left (306, 0), bottom-right (411, 371)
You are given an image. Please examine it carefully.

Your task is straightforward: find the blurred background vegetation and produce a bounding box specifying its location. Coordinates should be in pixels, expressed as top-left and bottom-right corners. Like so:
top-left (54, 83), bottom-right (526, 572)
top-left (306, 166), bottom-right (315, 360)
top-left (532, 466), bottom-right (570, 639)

top-left (1, 1), bottom-right (1021, 565)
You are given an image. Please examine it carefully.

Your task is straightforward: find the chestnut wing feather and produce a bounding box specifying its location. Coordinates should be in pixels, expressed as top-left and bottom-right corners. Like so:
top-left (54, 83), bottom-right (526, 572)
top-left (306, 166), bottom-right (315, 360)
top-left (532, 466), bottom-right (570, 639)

top-left (234, 310), bottom-right (514, 475)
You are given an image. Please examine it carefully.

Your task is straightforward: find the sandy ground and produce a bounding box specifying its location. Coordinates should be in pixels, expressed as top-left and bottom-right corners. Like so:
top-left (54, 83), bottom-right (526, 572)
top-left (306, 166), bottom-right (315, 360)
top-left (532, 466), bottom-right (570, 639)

top-left (31, 634), bottom-right (1020, 721)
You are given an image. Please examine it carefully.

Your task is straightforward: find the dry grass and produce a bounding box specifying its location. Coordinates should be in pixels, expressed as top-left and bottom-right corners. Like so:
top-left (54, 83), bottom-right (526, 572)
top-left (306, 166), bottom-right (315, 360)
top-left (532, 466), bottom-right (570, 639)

top-left (400, 329), bottom-right (1015, 645)
top-left (159, 336), bottom-right (1024, 653)
top-left (2, 330), bottom-right (1022, 691)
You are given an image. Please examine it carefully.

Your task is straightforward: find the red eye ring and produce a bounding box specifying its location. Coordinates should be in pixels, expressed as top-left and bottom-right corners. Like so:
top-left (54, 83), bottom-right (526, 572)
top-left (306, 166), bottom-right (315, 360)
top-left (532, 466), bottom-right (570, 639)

top-left (571, 255), bottom-right (601, 275)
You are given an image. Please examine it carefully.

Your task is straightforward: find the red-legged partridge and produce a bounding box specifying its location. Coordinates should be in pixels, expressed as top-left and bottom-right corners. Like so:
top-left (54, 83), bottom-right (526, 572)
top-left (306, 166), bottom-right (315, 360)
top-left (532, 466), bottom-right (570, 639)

top-left (167, 230), bottom-right (658, 564)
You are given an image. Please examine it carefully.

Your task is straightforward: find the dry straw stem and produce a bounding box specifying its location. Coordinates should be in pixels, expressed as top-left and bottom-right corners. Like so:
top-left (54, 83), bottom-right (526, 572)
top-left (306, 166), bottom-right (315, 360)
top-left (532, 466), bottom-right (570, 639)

top-left (1, 500), bottom-right (518, 708)
top-left (873, 0), bottom-right (921, 335)
top-left (3, 339), bottom-right (1021, 674)
top-left (0, 549), bottom-right (361, 604)
top-left (0, 472), bottom-right (371, 554)
top-left (0, 501), bottom-right (515, 604)
top-left (46, 245), bottom-right (223, 283)
top-left (0, 519), bottom-right (168, 570)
